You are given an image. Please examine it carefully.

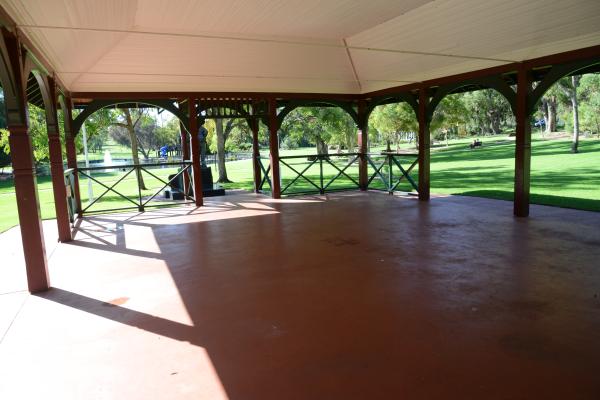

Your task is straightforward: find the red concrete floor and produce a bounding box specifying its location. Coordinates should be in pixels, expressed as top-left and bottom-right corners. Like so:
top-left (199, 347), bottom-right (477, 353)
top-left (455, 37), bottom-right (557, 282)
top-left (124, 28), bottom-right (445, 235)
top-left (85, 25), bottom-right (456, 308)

top-left (1, 191), bottom-right (599, 399)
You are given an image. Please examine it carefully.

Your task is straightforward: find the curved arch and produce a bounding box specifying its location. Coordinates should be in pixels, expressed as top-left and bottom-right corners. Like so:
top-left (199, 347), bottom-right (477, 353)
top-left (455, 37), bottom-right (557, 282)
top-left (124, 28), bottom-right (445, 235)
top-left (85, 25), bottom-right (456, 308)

top-left (0, 31), bottom-right (27, 126)
top-left (57, 94), bottom-right (74, 139)
top-left (427, 76), bottom-right (517, 122)
top-left (31, 71), bottom-right (58, 129)
top-left (276, 100), bottom-right (359, 127)
top-left (22, 54), bottom-right (36, 82)
top-left (528, 58), bottom-right (600, 115)
top-left (72, 99), bottom-right (189, 136)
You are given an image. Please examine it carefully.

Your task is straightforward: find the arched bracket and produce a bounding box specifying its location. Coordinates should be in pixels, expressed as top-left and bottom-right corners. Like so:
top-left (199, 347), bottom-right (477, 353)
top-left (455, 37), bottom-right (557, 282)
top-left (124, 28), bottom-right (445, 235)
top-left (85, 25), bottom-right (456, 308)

top-left (427, 76), bottom-right (517, 122)
top-left (72, 99), bottom-right (189, 136)
top-left (31, 71), bottom-right (58, 130)
top-left (528, 58), bottom-right (600, 116)
top-left (276, 99), bottom-right (359, 127)
top-left (0, 28), bottom-right (27, 126)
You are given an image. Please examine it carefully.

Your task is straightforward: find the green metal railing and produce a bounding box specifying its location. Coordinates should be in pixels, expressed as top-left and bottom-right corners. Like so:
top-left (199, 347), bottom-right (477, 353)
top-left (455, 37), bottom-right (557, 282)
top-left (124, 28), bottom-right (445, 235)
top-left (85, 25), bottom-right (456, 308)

top-left (366, 152), bottom-right (419, 193)
top-left (64, 168), bottom-right (78, 223)
top-left (278, 153), bottom-right (361, 195)
top-left (257, 156), bottom-right (272, 194)
top-left (257, 151), bottom-right (419, 197)
top-left (72, 161), bottom-right (195, 216)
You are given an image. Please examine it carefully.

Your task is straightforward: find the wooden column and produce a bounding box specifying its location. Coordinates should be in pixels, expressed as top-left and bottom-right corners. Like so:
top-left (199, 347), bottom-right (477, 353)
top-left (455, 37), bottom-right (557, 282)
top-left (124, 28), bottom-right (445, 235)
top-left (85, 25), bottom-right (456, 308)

top-left (179, 121), bottom-right (190, 196)
top-left (2, 30), bottom-right (49, 292)
top-left (63, 97), bottom-right (82, 215)
top-left (188, 99), bottom-right (203, 206)
top-left (268, 98), bottom-right (281, 198)
top-left (250, 118), bottom-right (261, 193)
top-left (514, 66), bottom-right (532, 217)
top-left (357, 100), bottom-right (368, 190)
top-left (418, 88), bottom-right (430, 200)
top-left (44, 77), bottom-right (71, 242)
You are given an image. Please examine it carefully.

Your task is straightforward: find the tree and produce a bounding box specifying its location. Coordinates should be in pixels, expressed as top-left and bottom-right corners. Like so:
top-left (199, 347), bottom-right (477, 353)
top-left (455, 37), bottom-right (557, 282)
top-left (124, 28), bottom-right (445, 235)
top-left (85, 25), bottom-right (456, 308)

top-left (321, 107), bottom-right (356, 153)
top-left (462, 90), bottom-right (512, 136)
top-left (579, 73), bottom-right (600, 136)
top-left (214, 118), bottom-right (229, 182)
top-left (281, 107), bottom-right (356, 155)
top-left (370, 103), bottom-right (417, 150)
top-left (212, 117), bottom-right (249, 182)
top-left (539, 87), bottom-right (559, 134)
top-left (0, 129), bottom-right (10, 173)
top-left (108, 108), bottom-right (147, 189)
top-left (0, 94), bottom-right (10, 171)
top-left (432, 94), bottom-right (468, 144)
top-left (557, 75), bottom-right (582, 152)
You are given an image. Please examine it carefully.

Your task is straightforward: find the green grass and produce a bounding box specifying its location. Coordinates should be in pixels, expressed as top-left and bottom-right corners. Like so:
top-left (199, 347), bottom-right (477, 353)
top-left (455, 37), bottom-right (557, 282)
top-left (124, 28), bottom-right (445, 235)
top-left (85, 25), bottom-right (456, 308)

top-left (76, 142), bottom-right (133, 162)
top-left (1, 135), bottom-right (599, 232)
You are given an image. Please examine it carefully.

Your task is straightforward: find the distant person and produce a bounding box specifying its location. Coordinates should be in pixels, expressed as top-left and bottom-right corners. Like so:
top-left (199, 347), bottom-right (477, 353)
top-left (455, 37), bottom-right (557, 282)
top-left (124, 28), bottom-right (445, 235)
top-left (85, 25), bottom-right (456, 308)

top-left (159, 145), bottom-right (168, 158)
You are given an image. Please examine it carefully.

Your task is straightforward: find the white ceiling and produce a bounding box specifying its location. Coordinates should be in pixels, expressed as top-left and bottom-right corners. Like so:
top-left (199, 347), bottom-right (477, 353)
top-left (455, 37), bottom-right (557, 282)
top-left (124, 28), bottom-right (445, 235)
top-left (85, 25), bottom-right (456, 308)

top-left (2, 0), bottom-right (600, 94)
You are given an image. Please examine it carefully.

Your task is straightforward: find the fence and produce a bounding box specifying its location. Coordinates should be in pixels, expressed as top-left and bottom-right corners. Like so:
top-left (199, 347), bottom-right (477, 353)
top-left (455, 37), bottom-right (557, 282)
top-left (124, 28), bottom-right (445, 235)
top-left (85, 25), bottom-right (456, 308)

top-left (278, 153), bottom-right (361, 195)
top-left (267, 152), bottom-right (419, 196)
top-left (366, 153), bottom-right (419, 194)
top-left (65, 161), bottom-right (195, 217)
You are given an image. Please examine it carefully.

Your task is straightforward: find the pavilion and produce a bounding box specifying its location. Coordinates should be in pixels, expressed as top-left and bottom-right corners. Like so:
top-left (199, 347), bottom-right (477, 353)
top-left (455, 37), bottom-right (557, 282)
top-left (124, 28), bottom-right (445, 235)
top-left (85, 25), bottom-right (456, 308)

top-left (1, 1), bottom-right (599, 398)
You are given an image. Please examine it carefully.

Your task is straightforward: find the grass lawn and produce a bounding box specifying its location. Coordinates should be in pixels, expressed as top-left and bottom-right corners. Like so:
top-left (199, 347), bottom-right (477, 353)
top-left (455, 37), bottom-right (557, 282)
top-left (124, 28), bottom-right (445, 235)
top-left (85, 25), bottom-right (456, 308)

top-left (76, 142), bottom-right (133, 162)
top-left (1, 135), bottom-right (598, 232)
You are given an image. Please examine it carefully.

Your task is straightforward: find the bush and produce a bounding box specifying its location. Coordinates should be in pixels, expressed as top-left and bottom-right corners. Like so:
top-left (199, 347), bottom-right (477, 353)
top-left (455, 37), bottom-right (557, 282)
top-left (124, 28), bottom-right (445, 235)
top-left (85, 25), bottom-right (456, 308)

top-left (281, 135), bottom-right (299, 150)
top-left (0, 129), bottom-right (11, 170)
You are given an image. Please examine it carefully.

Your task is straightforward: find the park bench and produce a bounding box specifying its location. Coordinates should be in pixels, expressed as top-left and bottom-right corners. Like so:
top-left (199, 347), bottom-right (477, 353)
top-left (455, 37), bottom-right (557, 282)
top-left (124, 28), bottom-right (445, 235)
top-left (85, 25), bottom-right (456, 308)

top-left (469, 139), bottom-right (483, 149)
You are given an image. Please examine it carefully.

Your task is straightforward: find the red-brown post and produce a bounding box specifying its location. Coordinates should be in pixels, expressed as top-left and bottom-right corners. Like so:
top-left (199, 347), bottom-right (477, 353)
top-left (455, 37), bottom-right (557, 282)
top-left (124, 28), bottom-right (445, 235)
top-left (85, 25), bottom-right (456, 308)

top-left (514, 66), bottom-right (532, 217)
top-left (250, 118), bottom-right (261, 192)
top-left (188, 98), bottom-right (203, 206)
top-left (63, 98), bottom-right (82, 215)
top-left (418, 88), bottom-right (430, 201)
top-left (268, 98), bottom-right (281, 198)
top-left (3, 31), bottom-right (49, 292)
top-left (179, 121), bottom-right (190, 196)
top-left (357, 100), bottom-right (369, 190)
top-left (44, 77), bottom-right (71, 242)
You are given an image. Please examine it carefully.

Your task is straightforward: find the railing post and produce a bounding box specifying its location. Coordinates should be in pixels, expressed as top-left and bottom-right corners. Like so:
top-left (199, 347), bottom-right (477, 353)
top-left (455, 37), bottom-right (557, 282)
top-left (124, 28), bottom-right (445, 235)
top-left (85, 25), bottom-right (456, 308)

top-left (319, 157), bottom-right (324, 194)
top-left (250, 118), bottom-right (262, 193)
top-left (63, 97), bottom-right (82, 216)
top-left (45, 77), bottom-right (72, 242)
top-left (179, 120), bottom-right (190, 196)
top-left (514, 66), bottom-right (532, 217)
top-left (418, 88), bottom-right (431, 200)
top-left (136, 165), bottom-right (144, 212)
top-left (357, 100), bottom-right (369, 190)
top-left (268, 98), bottom-right (281, 198)
top-left (189, 98), bottom-right (203, 206)
top-left (388, 155), bottom-right (393, 194)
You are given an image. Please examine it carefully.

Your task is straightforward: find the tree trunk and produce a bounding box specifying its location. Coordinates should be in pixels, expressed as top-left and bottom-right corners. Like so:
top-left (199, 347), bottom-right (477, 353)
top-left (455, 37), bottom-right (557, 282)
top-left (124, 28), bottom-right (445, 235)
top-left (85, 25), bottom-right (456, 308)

top-left (123, 109), bottom-right (146, 190)
top-left (540, 98), bottom-right (549, 136)
top-left (490, 115), bottom-right (502, 135)
top-left (316, 136), bottom-right (328, 155)
top-left (547, 97), bottom-right (557, 133)
top-left (215, 118), bottom-right (231, 182)
top-left (571, 76), bottom-right (580, 153)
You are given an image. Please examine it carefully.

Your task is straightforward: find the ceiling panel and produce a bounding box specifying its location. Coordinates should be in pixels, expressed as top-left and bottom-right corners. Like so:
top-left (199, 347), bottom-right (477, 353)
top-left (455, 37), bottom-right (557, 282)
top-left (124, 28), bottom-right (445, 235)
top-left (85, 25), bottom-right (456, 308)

top-left (1, 0), bottom-right (598, 94)
top-left (60, 72), bottom-right (360, 93)
top-left (347, 0), bottom-right (600, 62)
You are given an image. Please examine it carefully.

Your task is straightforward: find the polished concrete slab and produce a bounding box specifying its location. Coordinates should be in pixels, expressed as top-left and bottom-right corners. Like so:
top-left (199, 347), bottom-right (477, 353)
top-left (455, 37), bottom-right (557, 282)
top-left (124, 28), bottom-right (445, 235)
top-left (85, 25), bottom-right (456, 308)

top-left (1, 191), bottom-right (599, 399)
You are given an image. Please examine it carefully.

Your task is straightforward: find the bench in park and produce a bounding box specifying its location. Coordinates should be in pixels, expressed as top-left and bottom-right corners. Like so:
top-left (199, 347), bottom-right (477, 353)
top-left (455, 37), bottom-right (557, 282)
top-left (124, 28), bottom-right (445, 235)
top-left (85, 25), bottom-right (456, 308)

top-left (469, 139), bottom-right (483, 149)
